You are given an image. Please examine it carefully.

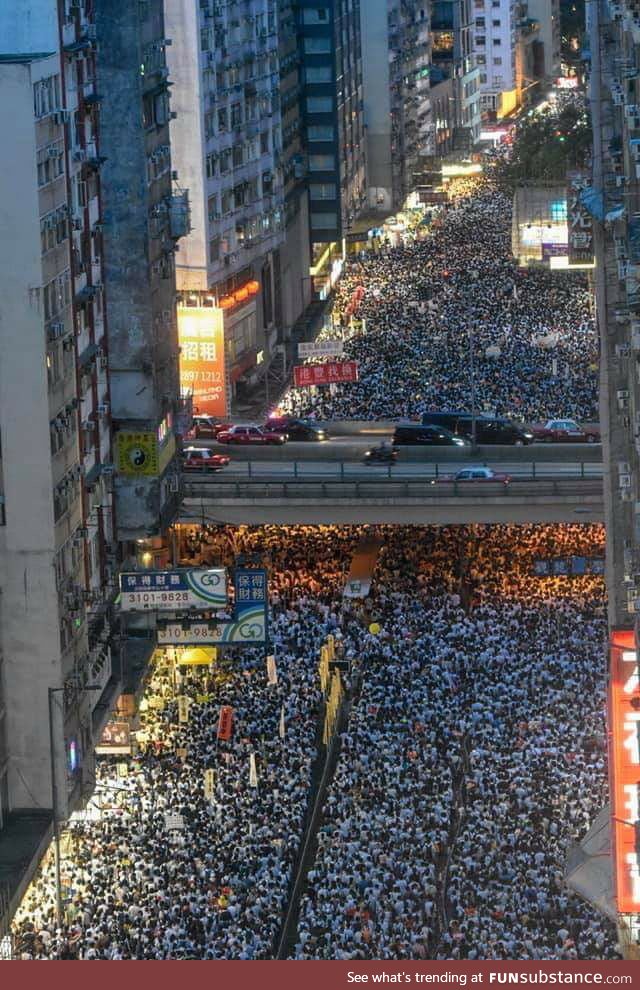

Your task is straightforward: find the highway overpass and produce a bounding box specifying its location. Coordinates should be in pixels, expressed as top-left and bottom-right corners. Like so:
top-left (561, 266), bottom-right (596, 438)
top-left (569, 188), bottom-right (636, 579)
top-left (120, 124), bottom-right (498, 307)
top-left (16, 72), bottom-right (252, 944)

top-left (180, 455), bottom-right (604, 525)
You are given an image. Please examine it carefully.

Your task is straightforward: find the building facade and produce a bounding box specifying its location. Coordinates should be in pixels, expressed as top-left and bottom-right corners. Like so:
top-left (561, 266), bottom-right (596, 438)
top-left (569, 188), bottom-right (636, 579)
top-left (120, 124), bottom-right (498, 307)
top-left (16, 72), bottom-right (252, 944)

top-left (0, 0), bottom-right (120, 924)
top-left (360, 0), bottom-right (432, 214)
top-left (96, 0), bottom-right (185, 541)
top-left (472, 0), bottom-right (519, 116)
top-left (297, 0), bottom-right (367, 297)
top-left (165, 0), bottom-right (286, 399)
top-left (430, 0), bottom-right (482, 154)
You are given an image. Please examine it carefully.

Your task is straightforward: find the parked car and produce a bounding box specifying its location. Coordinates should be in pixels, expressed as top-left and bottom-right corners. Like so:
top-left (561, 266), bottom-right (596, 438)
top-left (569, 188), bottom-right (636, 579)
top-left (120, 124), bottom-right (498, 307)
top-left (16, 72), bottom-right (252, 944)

top-left (421, 411), bottom-right (533, 445)
top-left (182, 447), bottom-right (230, 471)
top-left (362, 443), bottom-right (399, 465)
top-left (264, 417), bottom-right (329, 441)
top-left (433, 466), bottom-right (511, 486)
top-left (393, 424), bottom-right (470, 447)
top-left (216, 425), bottom-right (287, 445)
top-left (187, 415), bottom-right (231, 440)
top-left (530, 418), bottom-right (600, 443)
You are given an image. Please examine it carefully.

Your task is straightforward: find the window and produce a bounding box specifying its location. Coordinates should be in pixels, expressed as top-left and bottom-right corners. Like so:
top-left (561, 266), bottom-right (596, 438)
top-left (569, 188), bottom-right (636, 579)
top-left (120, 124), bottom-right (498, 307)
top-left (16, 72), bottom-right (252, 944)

top-left (304, 65), bottom-right (332, 83)
top-left (480, 73), bottom-right (487, 84)
top-left (492, 18), bottom-right (501, 26)
top-left (230, 102), bottom-right (242, 128)
top-left (476, 35), bottom-right (485, 46)
top-left (303, 6), bottom-right (329, 23)
top-left (33, 75), bottom-right (61, 118)
top-left (304, 37), bottom-right (331, 54)
top-left (493, 56), bottom-right (502, 65)
top-left (475, 17), bottom-right (485, 27)
top-left (492, 37), bottom-right (501, 45)
top-left (309, 153), bottom-right (335, 171)
top-left (476, 54), bottom-right (486, 64)
top-left (260, 131), bottom-right (270, 154)
top-left (200, 27), bottom-right (210, 51)
top-left (209, 236), bottom-right (220, 262)
top-left (306, 96), bottom-right (333, 113)
top-left (208, 194), bottom-right (219, 221)
top-left (308, 125), bottom-right (335, 141)
top-left (220, 149), bottom-right (232, 174)
top-left (233, 144), bottom-right (244, 168)
top-left (309, 183), bottom-right (336, 200)
top-left (217, 107), bottom-right (228, 131)
top-left (311, 211), bottom-right (337, 229)
top-left (221, 190), bottom-right (233, 214)
top-left (206, 152), bottom-right (217, 178)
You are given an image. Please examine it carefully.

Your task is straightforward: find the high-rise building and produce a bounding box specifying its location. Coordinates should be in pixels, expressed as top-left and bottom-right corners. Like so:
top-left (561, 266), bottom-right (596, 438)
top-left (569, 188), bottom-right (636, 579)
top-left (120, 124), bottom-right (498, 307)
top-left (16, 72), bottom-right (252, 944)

top-left (472, 0), bottom-right (519, 117)
top-left (165, 0), bottom-right (286, 402)
top-left (526, 0), bottom-right (560, 82)
top-left (297, 0), bottom-right (367, 298)
top-left (0, 0), bottom-right (119, 923)
top-left (96, 0), bottom-right (185, 541)
top-left (430, 0), bottom-right (482, 155)
top-left (360, 1), bottom-right (432, 214)
top-left (276, 0), bottom-right (312, 336)
top-left (0, 0), bottom-right (184, 931)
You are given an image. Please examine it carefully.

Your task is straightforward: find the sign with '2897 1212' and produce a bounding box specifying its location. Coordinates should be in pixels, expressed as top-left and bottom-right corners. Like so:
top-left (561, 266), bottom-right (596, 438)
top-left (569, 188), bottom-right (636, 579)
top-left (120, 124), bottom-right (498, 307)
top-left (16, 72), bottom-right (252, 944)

top-left (119, 568), bottom-right (227, 612)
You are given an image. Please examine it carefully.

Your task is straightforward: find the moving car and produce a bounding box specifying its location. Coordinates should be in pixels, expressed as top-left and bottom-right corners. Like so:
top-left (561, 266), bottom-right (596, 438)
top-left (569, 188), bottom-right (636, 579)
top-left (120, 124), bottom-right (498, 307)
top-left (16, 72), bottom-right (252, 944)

top-left (264, 417), bottom-right (329, 441)
top-left (421, 412), bottom-right (533, 445)
top-left (530, 419), bottom-right (600, 443)
top-left (187, 415), bottom-right (231, 440)
top-left (433, 466), bottom-right (511, 486)
top-left (393, 424), bottom-right (470, 447)
top-left (182, 447), bottom-right (230, 471)
top-left (362, 443), bottom-right (399, 464)
top-left (216, 425), bottom-right (287, 445)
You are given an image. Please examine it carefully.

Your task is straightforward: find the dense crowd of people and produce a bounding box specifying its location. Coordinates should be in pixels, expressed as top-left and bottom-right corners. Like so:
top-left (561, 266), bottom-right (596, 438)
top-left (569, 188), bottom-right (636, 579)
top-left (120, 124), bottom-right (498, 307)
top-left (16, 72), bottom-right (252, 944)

top-left (276, 168), bottom-right (597, 425)
top-left (11, 523), bottom-right (617, 960)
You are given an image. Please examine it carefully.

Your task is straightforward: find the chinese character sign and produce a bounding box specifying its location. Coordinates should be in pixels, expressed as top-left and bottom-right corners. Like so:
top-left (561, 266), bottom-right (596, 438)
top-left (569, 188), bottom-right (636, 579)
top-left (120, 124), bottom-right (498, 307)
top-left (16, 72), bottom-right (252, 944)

top-left (609, 629), bottom-right (640, 914)
top-left (566, 172), bottom-right (594, 266)
top-left (178, 306), bottom-right (228, 417)
top-left (118, 568), bottom-right (227, 611)
top-left (293, 361), bottom-right (359, 388)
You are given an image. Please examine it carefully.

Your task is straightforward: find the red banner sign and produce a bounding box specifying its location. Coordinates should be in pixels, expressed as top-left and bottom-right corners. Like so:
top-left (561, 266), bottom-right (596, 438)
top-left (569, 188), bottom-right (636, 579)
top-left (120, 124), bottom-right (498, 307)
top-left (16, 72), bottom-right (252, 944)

top-left (609, 628), bottom-right (640, 914)
top-left (293, 361), bottom-right (359, 388)
top-left (217, 705), bottom-right (233, 741)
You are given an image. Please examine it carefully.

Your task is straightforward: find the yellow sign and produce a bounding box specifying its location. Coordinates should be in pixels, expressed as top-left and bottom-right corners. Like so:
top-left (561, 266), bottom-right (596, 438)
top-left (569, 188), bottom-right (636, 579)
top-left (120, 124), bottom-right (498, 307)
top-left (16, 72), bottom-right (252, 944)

top-left (117, 431), bottom-right (159, 476)
top-left (178, 647), bottom-right (217, 666)
top-left (369, 622), bottom-right (381, 635)
top-left (204, 769), bottom-right (215, 801)
top-left (158, 433), bottom-right (177, 475)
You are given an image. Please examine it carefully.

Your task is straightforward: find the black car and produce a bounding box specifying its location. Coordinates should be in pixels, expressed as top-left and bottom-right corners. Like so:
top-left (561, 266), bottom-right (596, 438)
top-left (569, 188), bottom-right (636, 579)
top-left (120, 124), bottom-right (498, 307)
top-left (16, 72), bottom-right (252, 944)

top-left (264, 417), bottom-right (329, 441)
top-left (393, 424), bottom-right (470, 446)
top-left (421, 412), bottom-right (533, 445)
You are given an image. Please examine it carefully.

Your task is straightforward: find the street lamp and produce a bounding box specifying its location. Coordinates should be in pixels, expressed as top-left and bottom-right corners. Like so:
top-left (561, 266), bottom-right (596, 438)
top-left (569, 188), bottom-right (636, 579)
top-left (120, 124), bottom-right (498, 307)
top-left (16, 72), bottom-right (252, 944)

top-left (48, 682), bottom-right (103, 927)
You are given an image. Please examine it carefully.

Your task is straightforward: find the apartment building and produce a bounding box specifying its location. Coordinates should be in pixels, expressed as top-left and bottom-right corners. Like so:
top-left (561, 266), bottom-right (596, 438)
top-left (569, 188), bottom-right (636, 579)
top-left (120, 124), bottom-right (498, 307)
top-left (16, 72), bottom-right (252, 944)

top-left (96, 0), bottom-right (185, 541)
top-left (472, 0), bottom-right (519, 116)
top-left (430, 0), bottom-right (482, 154)
top-left (361, 0), bottom-right (432, 214)
top-left (166, 0), bottom-right (286, 399)
top-left (297, 0), bottom-right (367, 297)
top-left (0, 0), bottom-right (119, 924)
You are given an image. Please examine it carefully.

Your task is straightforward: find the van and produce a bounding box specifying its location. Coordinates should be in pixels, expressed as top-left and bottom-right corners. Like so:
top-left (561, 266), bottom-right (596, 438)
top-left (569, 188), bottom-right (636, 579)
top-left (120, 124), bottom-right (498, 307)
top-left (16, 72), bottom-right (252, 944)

top-left (393, 424), bottom-right (470, 446)
top-left (421, 412), bottom-right (533, 445)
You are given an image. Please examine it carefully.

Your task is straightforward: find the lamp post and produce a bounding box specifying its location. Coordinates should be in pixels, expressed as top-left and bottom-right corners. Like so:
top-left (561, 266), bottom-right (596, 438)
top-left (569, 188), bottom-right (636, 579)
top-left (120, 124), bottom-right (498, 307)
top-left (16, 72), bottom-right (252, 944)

top-left (469, 326), bottom-right (477, 449)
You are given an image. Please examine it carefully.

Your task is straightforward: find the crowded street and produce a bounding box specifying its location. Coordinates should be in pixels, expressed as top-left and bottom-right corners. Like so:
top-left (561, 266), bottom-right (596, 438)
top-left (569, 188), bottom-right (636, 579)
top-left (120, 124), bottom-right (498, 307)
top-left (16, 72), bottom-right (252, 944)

top-left (277, 166), bottom-right (597, 425)
top-left (11, 523), bottom-right (618, 960)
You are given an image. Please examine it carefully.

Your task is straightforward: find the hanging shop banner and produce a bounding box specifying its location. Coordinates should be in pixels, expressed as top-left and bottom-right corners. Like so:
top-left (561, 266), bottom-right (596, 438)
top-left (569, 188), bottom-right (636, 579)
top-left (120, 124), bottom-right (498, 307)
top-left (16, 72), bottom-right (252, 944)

top-left (176, 647), bottom-right (217, 667)
top-left (116, 431), bottom-right (159, 476)
top-left (567, 172), bottom-right (594, 266)
top-left (119, 568), bottom-right (227, 611)
top-left (217, 705), bottom-right (234, 741)
top-left (95, 719), bottom-right (131, 755)
top-left (293, 361), bottom-right (359, 388)
top-left (157, 567), bottom-right (268, 645)
top-left (609, 629), bottom-right (640, 914)
top-left (178, 306), bottom-right (228, 418)
top-left (298, 340), bottom-right (344, 359)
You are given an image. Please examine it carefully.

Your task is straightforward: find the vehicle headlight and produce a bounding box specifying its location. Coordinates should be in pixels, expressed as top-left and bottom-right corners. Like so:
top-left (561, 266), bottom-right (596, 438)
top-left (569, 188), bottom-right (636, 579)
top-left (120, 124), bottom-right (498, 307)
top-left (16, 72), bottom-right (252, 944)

top-left (454, 438), bottom-right (466, 445)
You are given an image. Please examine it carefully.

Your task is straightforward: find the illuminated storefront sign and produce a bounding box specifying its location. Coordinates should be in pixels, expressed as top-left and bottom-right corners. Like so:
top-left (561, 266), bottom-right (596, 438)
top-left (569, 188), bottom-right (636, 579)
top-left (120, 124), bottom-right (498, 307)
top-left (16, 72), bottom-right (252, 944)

top-left (609, 629), bottom-right (640, 914)
top-left (157, 567), bottom-right (268, 645)
top-left (178, 306), bottom-right (228, 418)
top-left (116, 431), bottom-right (159, 476)
top-left (119, 568), bottom-right (228, 611)
top-left (293, 361), bottom-right (359, 387)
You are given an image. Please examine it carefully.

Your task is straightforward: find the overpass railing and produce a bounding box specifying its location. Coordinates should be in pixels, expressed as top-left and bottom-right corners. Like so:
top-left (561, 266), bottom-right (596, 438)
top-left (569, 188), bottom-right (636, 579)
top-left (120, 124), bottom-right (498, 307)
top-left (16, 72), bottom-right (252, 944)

top-left (183, 476), bottom-right (603, 501)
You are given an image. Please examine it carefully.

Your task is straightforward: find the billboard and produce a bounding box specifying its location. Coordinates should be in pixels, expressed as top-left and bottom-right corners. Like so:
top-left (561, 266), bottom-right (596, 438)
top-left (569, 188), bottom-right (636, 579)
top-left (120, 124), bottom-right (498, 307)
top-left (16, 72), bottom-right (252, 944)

top-left (298, 340), bottom-right (344, 359)
top-left (567, 172), bottom-right (594, 266)
top-left (293, 361), bottom-right (359, 388)
top-left (178, 306), bottom-right (227, 418)
top-left (157, 567), bottom-right (268, 645)
top-left (119, 568), bottom-right (227, 611)
top-left (609, 629), bottom-right (640, 914)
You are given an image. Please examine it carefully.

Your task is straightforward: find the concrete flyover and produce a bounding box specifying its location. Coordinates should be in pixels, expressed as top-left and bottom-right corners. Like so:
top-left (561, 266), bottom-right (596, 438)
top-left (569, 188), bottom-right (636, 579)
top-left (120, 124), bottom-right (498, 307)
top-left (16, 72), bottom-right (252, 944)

top-left (180, 465), bottom-right (604, 526)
